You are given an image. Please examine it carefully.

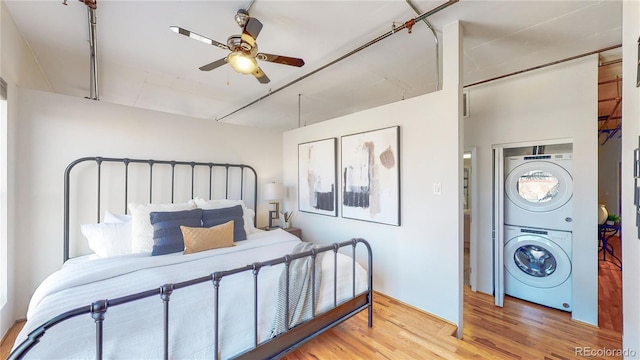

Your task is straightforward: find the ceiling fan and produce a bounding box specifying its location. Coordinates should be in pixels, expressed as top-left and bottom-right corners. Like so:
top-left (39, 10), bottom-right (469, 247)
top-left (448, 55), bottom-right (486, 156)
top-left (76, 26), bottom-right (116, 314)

top-left (170, 9), bottom-right (305, 84)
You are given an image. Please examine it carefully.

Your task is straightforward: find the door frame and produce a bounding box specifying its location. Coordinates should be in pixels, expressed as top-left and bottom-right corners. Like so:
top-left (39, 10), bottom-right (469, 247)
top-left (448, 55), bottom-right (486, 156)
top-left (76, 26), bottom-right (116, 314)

top-left (493, 146), bottom-right (505, 306)
top-left (464, 146), bottom-right (479, 291)
top-left (492, 138), bottom-right (573, 307)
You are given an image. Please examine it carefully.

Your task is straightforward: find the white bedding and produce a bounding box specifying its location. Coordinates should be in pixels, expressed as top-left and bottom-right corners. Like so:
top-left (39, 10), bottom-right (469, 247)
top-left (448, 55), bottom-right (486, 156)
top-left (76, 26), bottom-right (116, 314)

top-left (13, 229), bottom-right (368, 359)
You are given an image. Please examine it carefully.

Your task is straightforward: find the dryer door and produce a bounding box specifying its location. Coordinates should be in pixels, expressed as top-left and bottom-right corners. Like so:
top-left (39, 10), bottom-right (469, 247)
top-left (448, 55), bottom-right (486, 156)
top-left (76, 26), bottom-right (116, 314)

top-left (505, 161), bottom-right (572, 213)
top-left (504, 234), bottom-right (571, 288)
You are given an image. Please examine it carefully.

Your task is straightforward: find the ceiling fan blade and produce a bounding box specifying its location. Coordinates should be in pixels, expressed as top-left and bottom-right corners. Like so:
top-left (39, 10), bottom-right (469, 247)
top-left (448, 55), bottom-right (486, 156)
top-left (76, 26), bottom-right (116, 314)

top-left (199, 58), bottom-right (227, 71)
top-left (170, 26), bottom-right (228, 50)
top-left (256, 53), bottom-right (305, 67)
top-left (253, 67), bottom-right (270, 84)
top-left (243, 17), bottom-right (263, 40)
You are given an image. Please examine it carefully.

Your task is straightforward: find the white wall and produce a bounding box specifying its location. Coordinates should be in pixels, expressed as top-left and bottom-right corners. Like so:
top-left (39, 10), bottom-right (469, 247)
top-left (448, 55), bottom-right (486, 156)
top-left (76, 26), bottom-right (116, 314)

top-left (282, 22), bottom-right (463, 329)
top-left (621, 1), bottom-right (640, 357)
top-left (0, 2), bottom-right (52, 92)
top-left (0, 0), bottom-right (52, 338)
top-left (463, 56), bottom-right (599, 325)
top-left (11, 88), bottom-right (283, 320)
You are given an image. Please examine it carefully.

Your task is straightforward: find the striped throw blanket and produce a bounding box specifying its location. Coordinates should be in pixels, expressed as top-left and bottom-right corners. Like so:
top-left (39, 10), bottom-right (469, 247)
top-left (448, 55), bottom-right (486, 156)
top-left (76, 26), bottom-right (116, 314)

top-left (271, 242), bottom-right (325, 337)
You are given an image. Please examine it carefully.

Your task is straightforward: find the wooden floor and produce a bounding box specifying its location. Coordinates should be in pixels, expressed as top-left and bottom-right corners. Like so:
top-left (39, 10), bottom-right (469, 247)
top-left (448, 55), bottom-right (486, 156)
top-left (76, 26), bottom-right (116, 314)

top-left (1, 292), bottom-right (623, 360)
top-left (598, 235), bottom-right (623, 333)
top-left (0, 321), bottom-right (22, 360)
top-left (283, 290), bottom-right (623, 360)
top-left (288, 239), bottom-right (625, 360)
top-left (2, 239), bottom-right (624, 359)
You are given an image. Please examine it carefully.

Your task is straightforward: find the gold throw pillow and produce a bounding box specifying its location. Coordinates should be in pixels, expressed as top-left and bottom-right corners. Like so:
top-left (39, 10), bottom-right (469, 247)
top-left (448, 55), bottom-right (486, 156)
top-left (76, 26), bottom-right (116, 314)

top-left (181, 220), bottom-right (235, 254)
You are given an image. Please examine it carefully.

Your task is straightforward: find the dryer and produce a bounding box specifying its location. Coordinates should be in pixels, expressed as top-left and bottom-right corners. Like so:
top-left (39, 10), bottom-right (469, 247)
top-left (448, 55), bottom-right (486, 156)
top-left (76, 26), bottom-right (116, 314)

top-left (504, 225), bottom-right (572, 311)
top-left (504, 153), bottom-right (573, 231)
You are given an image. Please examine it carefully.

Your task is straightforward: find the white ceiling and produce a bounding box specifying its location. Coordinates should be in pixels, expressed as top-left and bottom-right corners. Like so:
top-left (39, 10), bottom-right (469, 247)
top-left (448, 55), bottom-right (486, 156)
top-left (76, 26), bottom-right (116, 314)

top-left (4, 0), bottom-right (622, 131)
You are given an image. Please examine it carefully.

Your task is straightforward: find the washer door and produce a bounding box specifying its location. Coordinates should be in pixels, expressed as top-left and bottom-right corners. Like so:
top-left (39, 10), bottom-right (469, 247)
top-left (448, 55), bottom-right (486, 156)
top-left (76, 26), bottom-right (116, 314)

top-left (505, 161), bottom-right (572, 213)
top-left (504, 234), bottom-right (571, 288)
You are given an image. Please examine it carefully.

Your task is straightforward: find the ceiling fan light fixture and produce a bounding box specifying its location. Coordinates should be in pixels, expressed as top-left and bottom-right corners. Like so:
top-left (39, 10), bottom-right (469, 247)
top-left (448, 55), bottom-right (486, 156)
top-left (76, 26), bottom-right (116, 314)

top-left (228, 51), bottom-right (257, 74)
top-left (172, 12), bottom-right (304, 83)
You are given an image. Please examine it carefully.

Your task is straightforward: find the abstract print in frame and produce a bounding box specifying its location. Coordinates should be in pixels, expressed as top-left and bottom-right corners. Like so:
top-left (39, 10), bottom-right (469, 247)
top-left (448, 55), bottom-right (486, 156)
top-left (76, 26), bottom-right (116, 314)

top-left (298, 138), bottom-right (337, 216)
top-left (341, 126), bottom-right (400, 226)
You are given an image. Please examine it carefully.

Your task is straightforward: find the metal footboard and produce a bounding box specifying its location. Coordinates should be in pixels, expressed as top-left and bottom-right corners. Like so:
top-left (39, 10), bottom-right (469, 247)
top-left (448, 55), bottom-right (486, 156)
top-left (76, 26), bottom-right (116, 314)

top-left (9, 238), bottom-right (373, 360)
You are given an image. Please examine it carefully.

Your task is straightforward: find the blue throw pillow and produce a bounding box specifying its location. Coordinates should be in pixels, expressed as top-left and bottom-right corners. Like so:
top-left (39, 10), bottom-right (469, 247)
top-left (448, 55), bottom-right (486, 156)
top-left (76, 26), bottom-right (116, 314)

top-left (150, 208), bottom-right (203, 256)
top-left (202, 205), bottom-right (247, 241)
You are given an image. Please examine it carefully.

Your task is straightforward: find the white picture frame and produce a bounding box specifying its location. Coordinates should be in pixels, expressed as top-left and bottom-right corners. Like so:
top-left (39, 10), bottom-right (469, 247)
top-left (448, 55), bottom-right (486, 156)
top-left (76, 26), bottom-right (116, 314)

top-left (341, 126), bottom-right (400, 226)
top-left (298, 138), bottom-right (337, 216)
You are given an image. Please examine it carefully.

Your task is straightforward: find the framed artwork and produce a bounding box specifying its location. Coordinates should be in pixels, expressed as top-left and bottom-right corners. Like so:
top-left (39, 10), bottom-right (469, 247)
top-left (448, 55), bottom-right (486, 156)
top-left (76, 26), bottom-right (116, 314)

top-left (298, 138), bottom-right (337, 216)
top-left (341, 126), bottom-right (400, 226)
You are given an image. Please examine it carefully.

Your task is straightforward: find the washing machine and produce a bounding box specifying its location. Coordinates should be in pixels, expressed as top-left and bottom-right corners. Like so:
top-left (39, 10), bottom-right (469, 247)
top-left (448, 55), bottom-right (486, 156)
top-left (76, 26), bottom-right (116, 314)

top-left (504, 225), bottom-right (572, 311)
top-left (504, 153), bottom-right (573, 231)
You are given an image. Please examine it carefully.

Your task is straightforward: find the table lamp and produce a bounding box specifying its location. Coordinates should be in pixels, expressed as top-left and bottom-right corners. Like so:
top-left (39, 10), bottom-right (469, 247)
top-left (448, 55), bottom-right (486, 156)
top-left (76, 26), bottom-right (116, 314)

top-left (264, 182), bottom-right (283, 229)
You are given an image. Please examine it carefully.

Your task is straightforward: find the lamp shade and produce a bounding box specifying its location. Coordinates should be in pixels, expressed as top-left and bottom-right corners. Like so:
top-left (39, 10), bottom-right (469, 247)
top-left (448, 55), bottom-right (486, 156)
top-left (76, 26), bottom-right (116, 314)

top-left (263, 183), bottom-right (283, 201)
top-left (228, 51), bottom-right (258, 74)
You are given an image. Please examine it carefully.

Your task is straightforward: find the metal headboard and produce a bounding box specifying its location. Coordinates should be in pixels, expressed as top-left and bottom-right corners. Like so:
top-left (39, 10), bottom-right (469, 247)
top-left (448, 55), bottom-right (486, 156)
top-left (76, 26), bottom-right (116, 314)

top-left (64, 156), bottom-right (258, 262)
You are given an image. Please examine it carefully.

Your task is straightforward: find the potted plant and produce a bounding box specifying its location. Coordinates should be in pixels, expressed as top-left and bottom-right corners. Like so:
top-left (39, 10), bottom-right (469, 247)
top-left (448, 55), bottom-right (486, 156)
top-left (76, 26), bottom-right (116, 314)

top-left (280, 211), bottom-right (294, 229)
top-left (606, 214), bottom-right (620, 226)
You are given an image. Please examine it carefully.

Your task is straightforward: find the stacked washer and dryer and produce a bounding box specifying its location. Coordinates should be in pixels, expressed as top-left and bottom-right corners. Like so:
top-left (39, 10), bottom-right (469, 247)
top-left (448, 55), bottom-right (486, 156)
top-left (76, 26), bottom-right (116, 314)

top-left (504, 153), bottom-right (573, 311)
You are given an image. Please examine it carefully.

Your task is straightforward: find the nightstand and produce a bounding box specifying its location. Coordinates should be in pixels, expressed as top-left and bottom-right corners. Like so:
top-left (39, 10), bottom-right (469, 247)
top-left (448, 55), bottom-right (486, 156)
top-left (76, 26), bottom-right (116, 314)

top-left (284, 227), bottom-right (302, 240)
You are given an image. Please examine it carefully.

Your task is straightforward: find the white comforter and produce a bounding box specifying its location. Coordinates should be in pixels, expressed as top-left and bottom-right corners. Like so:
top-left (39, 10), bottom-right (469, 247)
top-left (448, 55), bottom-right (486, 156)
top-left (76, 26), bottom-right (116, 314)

top-left (13, 230), bottom-right (368, 359)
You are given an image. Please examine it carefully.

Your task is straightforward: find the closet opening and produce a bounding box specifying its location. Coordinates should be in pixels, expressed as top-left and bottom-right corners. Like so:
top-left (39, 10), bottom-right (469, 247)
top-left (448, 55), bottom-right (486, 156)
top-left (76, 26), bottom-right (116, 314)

top-left (597, 48), bottom-right (622, 333)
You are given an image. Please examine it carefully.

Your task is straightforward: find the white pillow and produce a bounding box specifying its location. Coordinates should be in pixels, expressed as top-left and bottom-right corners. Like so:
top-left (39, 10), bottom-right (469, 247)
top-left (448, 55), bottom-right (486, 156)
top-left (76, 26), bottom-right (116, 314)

top-left (81, 221), bottom-right (132, 258)
top-left (191, 198), bottom-right (256, 235)
top-left (128, 202), bottom-right (196, 253)
top-left (104, 210), bottom-right (132, 223)
top-left (245, 208), bottom-right (256, 230)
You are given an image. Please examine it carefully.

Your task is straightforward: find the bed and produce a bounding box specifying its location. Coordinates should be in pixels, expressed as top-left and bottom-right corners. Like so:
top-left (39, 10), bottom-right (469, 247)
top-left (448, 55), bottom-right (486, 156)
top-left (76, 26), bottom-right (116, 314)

top-left (9, 157), bottom-right (372, 359)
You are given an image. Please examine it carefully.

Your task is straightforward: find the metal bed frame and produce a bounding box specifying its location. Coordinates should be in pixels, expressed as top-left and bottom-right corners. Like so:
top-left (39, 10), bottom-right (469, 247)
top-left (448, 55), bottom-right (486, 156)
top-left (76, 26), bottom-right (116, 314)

top-left (9, 156), bottom-right (373, 359)
top-left (63, 156), bottom-right (259, 262)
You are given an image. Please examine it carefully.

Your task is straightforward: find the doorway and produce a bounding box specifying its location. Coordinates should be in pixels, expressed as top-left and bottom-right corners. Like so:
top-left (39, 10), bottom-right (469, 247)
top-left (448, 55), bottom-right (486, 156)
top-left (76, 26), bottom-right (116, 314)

top-left (597, 48), bottom-right (623, 332)
top-left (463, 147), bottom-right (477, 291)
top-left (463, 152), bottom-right (470, 286)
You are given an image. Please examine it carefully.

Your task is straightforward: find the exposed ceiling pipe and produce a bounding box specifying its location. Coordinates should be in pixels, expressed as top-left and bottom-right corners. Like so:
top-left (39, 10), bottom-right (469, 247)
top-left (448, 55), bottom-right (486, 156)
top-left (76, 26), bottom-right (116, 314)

top-left (246, 0), bottom-right (256, 12)
top-left (216, 0), bottom-right (459, 122)
top-left (599, 58), bottom-right (622, 67)
top-left (465, 44), bottom-right (621, 88)
top-left (63, 0), bottom-right (99, 99)
top-left (298, 93), bottom-right (302, 128)
top-left (405, 0), bottom-right (440, 91)
top-left (86, 1), bottom-right (99, 100)
top-left (79, 0), bottom-right (96, 9)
